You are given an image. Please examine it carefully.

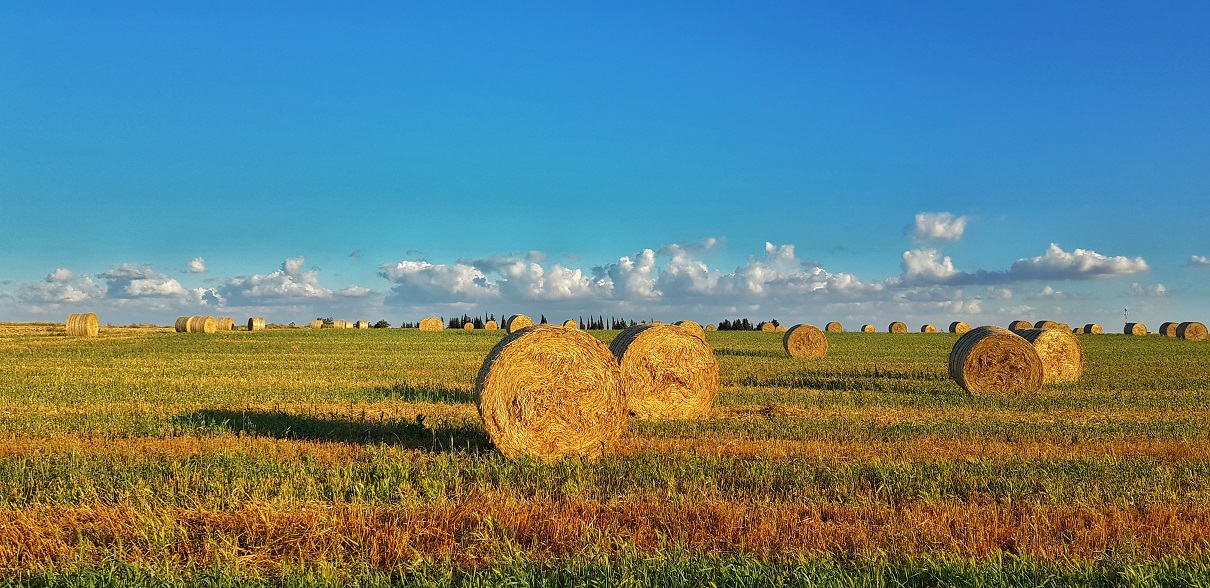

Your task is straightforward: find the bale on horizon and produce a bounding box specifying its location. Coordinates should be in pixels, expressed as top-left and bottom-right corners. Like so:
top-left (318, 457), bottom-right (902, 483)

top-left (949, 326), bottom-right (1044, 395)
top-left (861, 324), bottom-right (876, 333)
top-left (783, 324), bottom-right (828, 358)
top-left (463, 322), bottom-right (475, 330)
top-left (248, 317), bottom-right (266, 332)
top-left (1008, 320), bottom-right (1033, 330)
top-left (949, 321), bottom-right (971, 334)
top-left (921, 324), bottom-right (937, 333)
top-left (673, 320), bottom-right (707, 342)
top-left (825, 322), bottom-right (843, 333)
top-left (505, 314), bottom-right (534, 334)
top-left (1013, 328), bottom-right (1084, 384)
top-left (1178, 322), bottom-right (1207, 342)
top-left (355, 320), bottom-right (370, 329)
top-left (705, 324), bottom-right (717, 331)
top-left (419, 317), bottom-right (444, 331)
top-left (760, 322), bottom-right (776, 332)
top-left (215, 317), bottom-right (235, 331)
top-left (888, 321), bottom-right (907, 333)
top-left (309, 319), bottom-right (323, 329)
top-left (1084, 323), bottom-right (1103, 335)
top-left (1158, 322), bottom-right (1179, 337)
top-left (484, 320), bottom-right (499, 331)
top-left (1034, 320), bottom-right (1060, 330)
top-left (562, 319), bottom-right (578, 329)
top-left (610, 323), bottom-right (719, 421)
top-left (65, 313), bottom-right (98, 337)
top-left (1125, 323), bottom-right (1148, 336)
top-left (186, 316), bottom-right (216, 334)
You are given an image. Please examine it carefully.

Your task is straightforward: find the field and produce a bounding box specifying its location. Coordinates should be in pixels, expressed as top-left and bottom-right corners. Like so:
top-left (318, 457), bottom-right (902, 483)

top-left (1, 322), bottom-right (1208, 586)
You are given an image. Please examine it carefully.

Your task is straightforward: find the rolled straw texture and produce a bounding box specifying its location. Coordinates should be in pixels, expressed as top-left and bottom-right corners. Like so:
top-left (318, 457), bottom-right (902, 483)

top-left (704, 324), bottom-right (717, 331)
top-left (505, 314), bottom-right (533, 334)
top-left (187, 316), bottom-right (216, 334)
top-left (562, 319), bottom-right (578, 329)
top-left (215, 317), bottom-right (235, 331)
top-left (782, 324), bottom-right (828, 358)
top-left (673, 320), bottom-right (706, 342)
top-left (1013, 328), bottom-right (1084, 384)
top-left (1034, 320), bottom-right (1060, 330)
top-left (949, 321), bottom-right (971, 334)
top-left (1177, 322), bottom-right (1208, 342)
top-left (355, 321), bottom-right (370, 329)
top-left (329, 320), bottom-right (347, 329)
top-left (609, 323), bottom-right (719, 420)
top-left (310, 320), bottom-right (323, 329)
top-left (1158, 322), bottom-right (1179, 337)
top-left (1072, 327), bottom-right (1085, 334)
top-left (888, 321), bottom-right (907, 333)
top-left (1008, 320), bottom-right (1033, 331)
top-left (419, 317), bottom-right (444, 332)
top-left (174, 317), bottom-right (190, 333)
top-left (1125, 323), bottom-right (1148, 336)
top-left (760, 322), bottom-right (776, 332)
top-left (1084, 323), bottom-right (1103, 335)
top-left (948, 326), bottom-right (1043, 395)
top-left (463, 322), bottom-right (475, 330)
top-left (484, 320), bottom-right (499, 331)
top-left (825, 322), bottom-right (843, 333)
top-left (861, 324), bottom-right (876, 333)
top-left (65, 313), bottom-right (98, 337)
top-left (247, 317), bottom-right (266, 332)
top-left (475, 324), bottom-right (626, 461)
top-left (921, 324), bottom-right (937, 333)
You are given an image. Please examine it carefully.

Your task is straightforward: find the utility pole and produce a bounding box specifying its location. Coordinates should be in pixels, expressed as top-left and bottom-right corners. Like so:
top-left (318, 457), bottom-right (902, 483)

top-left (1124, 308), bottom-right (1129, 325)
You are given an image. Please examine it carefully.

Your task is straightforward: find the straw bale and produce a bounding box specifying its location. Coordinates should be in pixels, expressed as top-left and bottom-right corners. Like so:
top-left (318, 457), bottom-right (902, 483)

top-left (329, 320), bottom-right (347, 329)
top-left (948, 326), bottom-right (1043, 395)
top-left (355, 320), bottom-right (370, 329)
top-left (65, 313), bottom-right (98, 337)
top-left (174, 317), bottom-right (190, 333)
top-left (920, 324), bottom-right (937, 333)
top-left (760, 322), bottom-right (776, 332)
top-left (310, 320), bottom-right (323, 329)
top-left (186, 316), bottom-right (216, 334)
top-left (1072, 327), bottom-right (1085, 334)
top-left (215, 317), bottom-right (235, 331)
top-left (782, 324), bottom-right (828, 358)
top-left (1008, 320), bottom-right (1033, 330)
top-left (949, 321), bottom-right (971, 334)
top-left (609, 323), bottom-right (719, 420)
top-left (1084, 323), bottom-right (1103, 335)
top-left (861, 324), bottom-right (876, 333)
top-left (1158, 322), bottom-right (1179, 337)
top-left (888, 321), bottom-right (907, 333)
top-left (345, 321), bottom-right (355, 329)
top-left (1125, 323), bottom-right (1148, 336)
top-left (1177, 322), bottom-right (1208, 342)
top-left (825, 322), bottom-right (844, 333)
top-left (505, 314), bottom-right (534, 333)
top-left (484, 320), bottom-right (499, 331)
top-left (475, 324), bottom-right (625, 461)
top-left (247, 317), bottom-right (266, 332)
top-left (562, 319), bottom-right (578, 329)
top-left (1013, 328), bottom-right (1084, 384)
top-left (705, 324), bottom-right (717, 331)
top-left (673, 320), bottom-right (707, 342)
top-left (1034, 320), bottom-right (1060, 330)
top-left (1057, 323), bottom-right (1071, 332)
top-left (775, 325), bottom-right (788, 332)
top-left (419, 317), bottom-right (444, 332)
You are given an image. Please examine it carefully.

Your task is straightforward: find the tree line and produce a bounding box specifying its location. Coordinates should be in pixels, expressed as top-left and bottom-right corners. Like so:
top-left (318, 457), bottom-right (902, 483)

top-left (318, 315), bottom-right (782, 330)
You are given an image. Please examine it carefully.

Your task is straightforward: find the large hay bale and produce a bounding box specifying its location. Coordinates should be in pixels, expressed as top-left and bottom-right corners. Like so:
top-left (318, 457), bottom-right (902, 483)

top-left (186, 316), bottom-right (216, 334)
top-left (609, 323), bottom-right (719, 420)
top-left (484, 320), bottom-right (499, 331)
top-left (673, 320), bottom-right (707, 342)
top-left (419, 317), bottom-right (444, 332)
top-left (505, 314), bottom-right (533, 334)
top-left (174, 317), bottom-right (190, 333)
top-left (1158, 322), bottom-right (1179, 337)
top-left (1013, 328), bottom-right (1084, 384)
top-left (329, 320), bottom-right (347, 329)
top-left (1178, 322), bottom-right (1208, 342)
top-left (310, 319), bottom-right (323, 329)
top-left (475, 324), bottom-right (626, 461)
top-left (705, 324), bottom-right (717, 332)
top-left (949, 321), bottom-right (971, 334)
top-left (215, 317), bottom-right (235, 331)
top-left (1034, 320), bottom-right (1060, 330)
top-left (861, 324), bottom-right (876, 333)
top-left (1084, 323), bottom-right (1103, 335)
top-left (1008, 320), bottom-right (1033, 330)
top-left (920, 324), bottom-right (937, 333)
top-left (463, 322), bottom-right (475, 330)
top-left (1125, 323), bottom-right (1148, 336)
top-left (948, 326), bottom-right (1044, 395)
top-left (888, 321), bottom-right (907, 333)
top-left (562, 319), bottom-right (578, 329)
top-left (65, 313), bottom-right (98, 337)
top-left (825, 322), bottom-right (843, 333)
top-left (782, 324), bottom-right (828, 358)
top-left (760, 322), bottom-right (776, 332)
top-left (355, 320), bottom-right (370, 329)
top-left (247, 317), bottom-right (266, 332)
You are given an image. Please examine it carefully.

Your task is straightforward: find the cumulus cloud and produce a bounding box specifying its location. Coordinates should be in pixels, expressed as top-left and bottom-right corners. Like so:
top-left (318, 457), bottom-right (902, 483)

top-left (19, 268), bottom-right (104, 304)
top-left (901, 249), bottom-right (958, 282)
top-left (1189, 255), bottom-right (1209, 267)
top-left (188, 257), bottom-right (207, 273)
top-left (220, 256), bottom-right (370, 304)
top-left (909, 212), bottom-right (968, 242)
top-left (1131, 282), bottom-right (1167, 297)
top-left (101, 264), bottom-right (190, 298)
top-left (901, 243), bottom-right (1149, 285)
top-left (379, 260), bottom-right (494, 302)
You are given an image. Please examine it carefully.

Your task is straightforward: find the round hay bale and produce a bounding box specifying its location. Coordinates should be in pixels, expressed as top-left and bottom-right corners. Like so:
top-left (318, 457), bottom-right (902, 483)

top-left (355, 320), bottom-right (370, 329)
top-left (609, 323), bottom-right (719, 420)
top-left (247, 317), bottom-right (266, 332)
top-left (1125, 323), bottom-right (1148, 336)
top-left (475, 324), bottom-right (626, 461)
top-left (825, 322), bottom-right (843, 333)
top-left (418, 317), bottom-right (444, 332)
top-left (1084, 323), bottom-right (1103, 335)
top-left (948, 326), bottom-right (1044, 395)
top-left (1057, 323), bottom-right (1070, 332)
top-left (775, 325), bottom-right (788, 332)
top-left (484, 320), bottom-right (499, 331)
top-left (1158, 322), bottom-right (1179, 337)
top-left (1177, 322), bottom-right (1208, 342)
top-left (888, 321), bottom-right (907, 333)
top-left (310, 319), bottom-right (323, 329)
top-left (345, 321), bottom-right (354, 329)
top-left (505, 314), bottom-right (533, 334)
top-left (215, 317), bottom-right (235, 331)
top-left (1014, 328), bottom-right (1084, 384)
top-left (782, 324), bottom-right (828, 358)
top-left (673, 320), bottom-right (707, 342)
top-left (562, 319), bottom-right (578, 329)
top-left (187, 316), bottom-right (216, 334)
top-left (861, 324), bottom-right (876, 333)
top-left (1034, 320), bottom-right (1060, 330)
top-left (463, 322), bottom-right (475, 330)
top-left (949, 321), bottom-right (971, 334)
top-left (705, 324), bottom-right (717, 331)
top-left (760, 322), bottom-right (776, 332)
top-left (174, 317), bottom-right (190, 333)
top-left (1008, 320), bottom-right (1033, 330)
top-left (329, 320), bottom-right (347, 329)
top-left (65, 313), bottom-right (98, 337)
top-left (920, 324), bottom-right (937, 333)
top-left (1072, 327), bottom-right (1085, 334)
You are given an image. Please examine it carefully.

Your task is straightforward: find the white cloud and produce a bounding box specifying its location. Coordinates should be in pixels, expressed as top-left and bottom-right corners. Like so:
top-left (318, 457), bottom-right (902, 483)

top-left (910, 212), bottom-right (968, 242)
top-left (220, 256), bottom-right (367, 304)
top-left (1009, 243), bottom-right (1149, 280)
top-left (100, 264), bottom-right (190, 298)
top-left (19, 268), bottom-right (104, 304)
top-left (1190, 255), bottom-right (1209, 267)
top-left (901, 249), bottom-right (958, 282)
top-left (188, 257), bottom-right (207, 273)
top-left (379, 260), bottom-right (494, 302)
top-left (1036, 285), bottom-right (1064, 299)
top-left (1131, 282), bottom-right (1167, 297)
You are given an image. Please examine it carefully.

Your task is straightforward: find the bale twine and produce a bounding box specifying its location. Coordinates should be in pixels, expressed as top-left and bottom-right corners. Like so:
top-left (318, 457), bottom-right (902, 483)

top-left (673, 320), bottom-right (707, 342)
top-left (475, 324), bottom-right (626, 461)
top-left (1013, 328), bottom-right (1084, 384)
top-left (310, 319), bottom-right (323, 329)
top-left (705, 324), bottom-right (717, 331)
top-left (1158, 322), bottom-right (1179, 337)
top-left (174, 317), bottom-right (190, 333)
top-left (782, 324), bottom-right (828, 358)
top-left (921, 324), bottom-right (937, 333)
top-left (418, 317), bottom-right (444, 332)
top-left (1125, 323), bottom-right (1148, 336)
top-left (65, 313), bottom-right (98, 337)
top-left (215, 317), bottom-right (235, 331)
top-left (1084, 323), bottom-right (1103, 335)
top-left (247, 317), bottom-right (266, 332)
top-left (505, 314), bottom-right (534, 334)
top-left (463, 322), bottom-right (475, 330)
top-left (949, 321), bottom-right (971, 334)
top-left (1034, 320), bottom-right (1060, 330)
top-left (825, 322), bottom-right (844, 333)
top-left (609, 323), bottom-right (719, 420)
top-left (760, 322), bottom-right (776, 332)
top-left (861, 324), bottom-right (876, 333)
top-left (484, 320), bottom-right (499, 331)
top-left (355, 320), bottom-right (370, 329)
top-left (562, 319), bottom-right (578, 329)
top-left (186, 316), bottom-right (216, 334)
top-left (1177, 322), bottom-right (1208, 342)
top-left (1008, 320), bottom-right (1033, 330)
top-left (948, 326), bottom-right (1044, 395)
top-left (888, 321), bottom-right (907, 333)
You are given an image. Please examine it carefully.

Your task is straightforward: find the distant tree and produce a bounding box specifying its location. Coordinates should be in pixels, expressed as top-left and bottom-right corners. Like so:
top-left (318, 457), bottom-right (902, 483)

top-left (318, 317), bottom-right (334, 326)
top-left (373, 320), bottom-right (390, 329)
top-left (540, 314), bottom-right (548, 324)
top-left (771, 319), bottom-right (780, 327)
top-left (473, 316), bottom-right (484, 329)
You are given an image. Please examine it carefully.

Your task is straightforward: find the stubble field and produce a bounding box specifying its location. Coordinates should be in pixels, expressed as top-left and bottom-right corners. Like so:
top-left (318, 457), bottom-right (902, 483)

top-left (0, 322), bottom-right (1208, 586)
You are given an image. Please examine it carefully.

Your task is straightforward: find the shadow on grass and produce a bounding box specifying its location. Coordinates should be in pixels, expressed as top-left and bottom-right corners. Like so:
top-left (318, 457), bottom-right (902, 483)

top-left (368, 383), bottom-right (476, 404)
top-left (173, 409), bottom-right (491, 452)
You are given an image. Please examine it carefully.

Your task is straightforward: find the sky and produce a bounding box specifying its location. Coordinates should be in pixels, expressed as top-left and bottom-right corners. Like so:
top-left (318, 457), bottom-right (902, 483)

top-left (2, 2), bottom-right (1208, 329)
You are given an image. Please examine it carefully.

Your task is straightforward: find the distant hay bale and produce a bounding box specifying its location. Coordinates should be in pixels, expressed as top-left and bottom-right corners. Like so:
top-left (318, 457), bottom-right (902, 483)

top-left (1034, 320), bottom-right (1060, 330)
top-left (705, 324), bottom-right (717, 331)
top-left (775, 325), bottom-right (788, 332)
top-left (1014, 328), bottom-right (1084, 384)
top-left (1084, 323), bottom-right (1103, 335)
top-left (562, 319), bottom-right (578, 329)
top-left (215, 317), bottom-right (235, 331)
top-left (921, 324), bottom-right (937, 333)
top-left (888, 321), bottom-right (907, 333)
top-left (1072, 327), bottom-right (1085, 334)
top-left (760, 322), bottom-right (776, 332)
top-left (247, 317), bottom-right (266, 332)
top-left (330, 320), bottom-right (347, 329)
top-left (475, 324), bottom-right (626, 461)
top-left (310, 319), bottom-right (323, 329)
top-left (782, 324), bottom-right (828, 358)
top-left (355, 320), bottom-right (370, 329)
top-left (484, 320), bottom-right (499, 331)
top-left (186, 316), bottom-right (216, 334)
top-left (825, 322), bottom-right (843, 333)
top-left (1057, 323), bottom-right (1071, 332)
top-left (949, 321), bottom-right (971, 334)
top-left (1008, 320), bottom-right (1033, 330)
top-left (1125, 323), bottom-right (1148, 336)
top-left (174, 317), bottom-right (190, 333)
top-left (861, 324), bottom-right (876, 333)
top-left (673, 320), bottom-right (707, 342)
top-left (1177, 322), bottom-right (1208, 342)
top-left (345, 321), bottom-right (355, 329)
top-left (505, 314), bottom-right (533, 333)
top-left (609, 323), bottom-right (719, 420)
top-left (65, 313), bottom-right (98, 337)
top-left (948, 326), bottom-right (1043, 395)
top-left (419, 317), bottom-right (444, 332)
top-left (1158, 322), bottom-right (1179, 337)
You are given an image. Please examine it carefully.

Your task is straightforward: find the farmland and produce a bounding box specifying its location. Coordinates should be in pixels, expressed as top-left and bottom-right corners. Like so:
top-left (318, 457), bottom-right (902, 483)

top-left (0, 323), bottom-right (1208, 586)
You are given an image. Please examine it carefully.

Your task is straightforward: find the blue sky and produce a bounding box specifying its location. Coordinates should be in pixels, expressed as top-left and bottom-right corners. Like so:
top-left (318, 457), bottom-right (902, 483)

top-left (2, 2), bottom-right (1208, 329)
